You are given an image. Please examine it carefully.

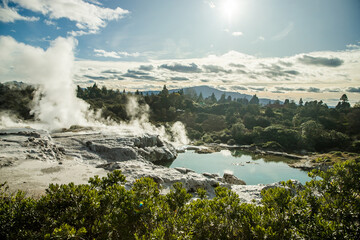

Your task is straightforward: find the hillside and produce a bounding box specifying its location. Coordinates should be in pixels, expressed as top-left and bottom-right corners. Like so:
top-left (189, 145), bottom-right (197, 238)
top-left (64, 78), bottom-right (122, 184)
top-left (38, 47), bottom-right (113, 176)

top-left (142, 85), bottom-right (279, 105)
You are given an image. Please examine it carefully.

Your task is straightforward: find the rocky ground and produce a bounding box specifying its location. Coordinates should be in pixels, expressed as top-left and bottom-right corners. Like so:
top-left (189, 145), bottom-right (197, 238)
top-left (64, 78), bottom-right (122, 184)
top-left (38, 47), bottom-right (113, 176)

top-left (0, 128), bottom-right (303, 203)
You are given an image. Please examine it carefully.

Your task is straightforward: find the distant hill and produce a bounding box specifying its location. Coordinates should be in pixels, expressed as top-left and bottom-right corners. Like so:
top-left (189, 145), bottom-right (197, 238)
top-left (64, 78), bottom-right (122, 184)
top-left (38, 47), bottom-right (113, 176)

top-left (183, 86), bottom-right (280, 105)
top-left (183, 86), bottom-right (248, 99)
top-left (141, 85), bottom-right (278, 105)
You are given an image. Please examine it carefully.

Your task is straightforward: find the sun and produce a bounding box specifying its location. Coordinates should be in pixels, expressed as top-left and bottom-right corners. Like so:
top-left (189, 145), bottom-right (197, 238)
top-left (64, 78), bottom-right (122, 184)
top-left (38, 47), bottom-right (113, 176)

top-left (220, 0), bottom-right (238, 21)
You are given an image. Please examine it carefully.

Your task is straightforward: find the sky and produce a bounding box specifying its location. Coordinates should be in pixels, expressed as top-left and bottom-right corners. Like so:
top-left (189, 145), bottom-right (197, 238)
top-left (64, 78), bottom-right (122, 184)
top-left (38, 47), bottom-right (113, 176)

top-left (0, 0), bottom-right (360, 106)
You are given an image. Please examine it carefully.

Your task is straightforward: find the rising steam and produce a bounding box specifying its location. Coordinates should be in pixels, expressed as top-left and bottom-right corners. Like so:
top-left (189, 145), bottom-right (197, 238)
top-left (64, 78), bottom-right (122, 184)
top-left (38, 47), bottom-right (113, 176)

top-left (0, 36), bottom-right (189, 146)
top-left (121, 96), bottom-right (189, 146)
top-left (0, 36), bottom-right (91, 130)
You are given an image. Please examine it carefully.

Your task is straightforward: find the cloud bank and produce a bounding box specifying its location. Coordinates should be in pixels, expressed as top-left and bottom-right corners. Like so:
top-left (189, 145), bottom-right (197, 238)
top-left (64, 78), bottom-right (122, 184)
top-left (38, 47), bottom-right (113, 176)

top-left (94, 49), bottom-right (140, 59)
top-left (298, 55), bottom-right (344, 67)
top-left (0, 2), bottom-right (39, 22)
top-left (70, 45), bottom-right (360, 106)
top-left (159, 63), bottom-right (202, 73)
top-left (2, 35), bottom-right (359, 107)
top-left (1, 0), bottom-right (129, 35)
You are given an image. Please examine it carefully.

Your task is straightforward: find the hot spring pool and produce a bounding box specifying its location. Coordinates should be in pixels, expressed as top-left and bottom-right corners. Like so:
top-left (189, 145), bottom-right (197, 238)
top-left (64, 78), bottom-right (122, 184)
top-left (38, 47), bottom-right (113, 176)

top-left (166, 150), bottom-right (311, 185)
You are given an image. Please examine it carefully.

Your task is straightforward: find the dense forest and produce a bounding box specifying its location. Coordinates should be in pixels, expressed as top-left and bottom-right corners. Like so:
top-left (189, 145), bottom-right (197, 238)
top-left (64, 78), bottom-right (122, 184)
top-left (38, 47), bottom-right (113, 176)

top-left (76, 84), bottom-right (360, 153)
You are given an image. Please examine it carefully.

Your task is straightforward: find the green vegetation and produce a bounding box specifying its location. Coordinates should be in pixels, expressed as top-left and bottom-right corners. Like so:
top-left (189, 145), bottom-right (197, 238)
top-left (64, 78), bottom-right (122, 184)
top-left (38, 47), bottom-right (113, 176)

top-left (1, 159), bottom-right (359, 239)
top-left (310, 151), bottom-right (360, 165)
top-left (76, 84), bottom-right (360, 153)
top-left (1, 83), bottom-right (359, 238)
top-left (2, 82), bottom-right (359, 153)
top-left (0, 83), bottom-right (35, 120)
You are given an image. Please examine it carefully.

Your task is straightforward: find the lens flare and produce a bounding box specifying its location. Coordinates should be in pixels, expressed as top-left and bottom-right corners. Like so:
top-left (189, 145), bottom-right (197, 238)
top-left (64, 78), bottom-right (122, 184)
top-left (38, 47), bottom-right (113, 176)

top-left (135, 201), bottom-right (144, 213)
top-left (221, 0), bottom-right (238, 21)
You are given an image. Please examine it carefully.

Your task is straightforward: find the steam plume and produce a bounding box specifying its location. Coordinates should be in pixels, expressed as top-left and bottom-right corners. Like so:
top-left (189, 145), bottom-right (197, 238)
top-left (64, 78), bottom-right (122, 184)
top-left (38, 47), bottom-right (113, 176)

top-left (0, 36), bottom-right (90, 130)
top-left (0, 36), bottom-right (189, 146)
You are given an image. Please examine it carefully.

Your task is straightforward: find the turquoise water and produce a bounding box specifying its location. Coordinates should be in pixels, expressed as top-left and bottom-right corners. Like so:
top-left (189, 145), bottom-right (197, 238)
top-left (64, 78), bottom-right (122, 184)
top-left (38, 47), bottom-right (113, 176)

top-left (169, 150), bottom-right (311, 185)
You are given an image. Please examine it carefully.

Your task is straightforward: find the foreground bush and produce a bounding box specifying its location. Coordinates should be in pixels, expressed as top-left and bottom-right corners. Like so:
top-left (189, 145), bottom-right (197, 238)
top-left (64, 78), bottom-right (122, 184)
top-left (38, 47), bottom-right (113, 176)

top-left (1, 159), bottom-right (359, 239)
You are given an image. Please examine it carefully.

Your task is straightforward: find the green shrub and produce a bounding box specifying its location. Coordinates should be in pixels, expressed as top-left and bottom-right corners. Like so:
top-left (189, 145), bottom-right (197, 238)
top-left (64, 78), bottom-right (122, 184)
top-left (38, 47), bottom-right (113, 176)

top-left (1, 160), bottom-right (359, 239)
top-left (261, 141), bottom-right (284, 151)
top-left (202, 134), bottom-right (213, 143)
top-left (227, 139), bottom-right (236, 145)
top-left (350, 140), bottom-right (360, 153)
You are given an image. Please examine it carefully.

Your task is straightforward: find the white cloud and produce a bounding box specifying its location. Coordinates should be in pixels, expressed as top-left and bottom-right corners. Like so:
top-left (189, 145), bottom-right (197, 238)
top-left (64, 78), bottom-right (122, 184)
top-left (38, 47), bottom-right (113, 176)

top-left (232, 31), bottom-right (243, 37)
top-left (76, 23), bottom-right (87, 30)
top-left (94, 49), bottom-right (121, 59)
top-left (0, 5), bottom-right (39, 22)
top-left (1, 35), bottom-right (359, 106)
top-left (69, 29), bottom-right (97, 37)
top-left (8, 0), bottom-right (129, 33)
top-left (73, 46), bottom-right (360, 105)
top-left (85, 0), bottom-right (101, 6)
top-left (44, 19), bottom-right (55, 25)
top-left (252, 36), bottom-right (265, 44)
top-left (94, 49), bottom-right (140, 59)
top-left (118, 51), bottom-right (140, 58)
top-left (346, 43), bottom-right (360, 49)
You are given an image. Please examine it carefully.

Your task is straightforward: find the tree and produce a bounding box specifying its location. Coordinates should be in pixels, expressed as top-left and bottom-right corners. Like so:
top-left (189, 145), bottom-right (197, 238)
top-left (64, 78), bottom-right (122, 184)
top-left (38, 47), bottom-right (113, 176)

top-left (299, 98), bottom-right (303, 106)
top-left (265, 107), bottom-right (275, 117)
top-left (89, 83), bottom-right (101, 98)
top-left (101, 86), bottom-right (108, 96)
top-left (336, 94), bottom-right (350, 109)
top-left (300, 120), bottom-right (324, 150)
top-left (219, 93), bottom-right (227, 103)
top-left (76, 85), bottom-right (84, 98)
top-left (208, 92), bottom-right (217, 104)
top-left (197, 92), bottom-right (204, 103)
top-left (340, 93), bottom-right (348, 102)
top-left (159, 85), bottom-right (169, 96)
top-left (230, 121), bottom-right (247, 143)
top-left (249, 94), bottom-right (259, 105)
top-left (237, 98), bottom-right (249, 105)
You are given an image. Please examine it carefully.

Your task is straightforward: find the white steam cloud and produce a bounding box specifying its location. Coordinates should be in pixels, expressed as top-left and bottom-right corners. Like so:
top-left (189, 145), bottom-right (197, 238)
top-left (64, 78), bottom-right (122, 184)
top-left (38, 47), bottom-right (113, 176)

top-left (0, 36), bottom-right (91, 130)
top-left (0, 36), bottom-right (189, 146)
top-left (118, 96), bottom-right (189, 146)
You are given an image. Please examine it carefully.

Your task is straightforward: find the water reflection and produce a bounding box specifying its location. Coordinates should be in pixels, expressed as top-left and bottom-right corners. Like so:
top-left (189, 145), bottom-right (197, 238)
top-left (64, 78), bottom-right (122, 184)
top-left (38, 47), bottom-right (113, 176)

top-left (164, 150), bottom-right (311, 185)
top-left (231, 150), bottom-right (298, 163)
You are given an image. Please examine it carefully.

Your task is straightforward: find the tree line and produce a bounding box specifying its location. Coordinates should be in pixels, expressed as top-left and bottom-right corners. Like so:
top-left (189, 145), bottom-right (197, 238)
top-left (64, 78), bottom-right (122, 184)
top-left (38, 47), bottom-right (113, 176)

top-left (77, 84), bottom-right (360, 153)
top-left (1, 82), bottom-right (359, 153)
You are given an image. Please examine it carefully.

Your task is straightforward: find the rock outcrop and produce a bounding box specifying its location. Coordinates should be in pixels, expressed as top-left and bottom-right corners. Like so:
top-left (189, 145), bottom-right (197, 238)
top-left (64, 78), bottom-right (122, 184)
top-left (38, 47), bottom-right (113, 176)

top-left (0, 128), bottom-right (65, 167)
top-left (223, 172), bottom-right (246, 185)
top-left (97, 160), bottom-right (223, 195)
top-left (52, 132), bottom-right (177, 164)
top-left (0, 129), bottom-right (177, 167)
top-left (0, 128), bottom-right (304, 204)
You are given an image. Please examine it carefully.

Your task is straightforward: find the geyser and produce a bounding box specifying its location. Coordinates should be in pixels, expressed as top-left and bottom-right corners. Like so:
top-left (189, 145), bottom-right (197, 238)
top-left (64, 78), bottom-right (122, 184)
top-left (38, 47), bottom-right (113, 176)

top-left (0, 36), bottom-right (189, 146)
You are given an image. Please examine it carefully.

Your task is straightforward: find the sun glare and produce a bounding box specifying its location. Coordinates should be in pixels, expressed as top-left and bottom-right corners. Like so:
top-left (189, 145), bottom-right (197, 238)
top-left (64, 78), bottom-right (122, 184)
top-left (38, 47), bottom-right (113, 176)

top-left (220, 0), bottom-right (238, 21)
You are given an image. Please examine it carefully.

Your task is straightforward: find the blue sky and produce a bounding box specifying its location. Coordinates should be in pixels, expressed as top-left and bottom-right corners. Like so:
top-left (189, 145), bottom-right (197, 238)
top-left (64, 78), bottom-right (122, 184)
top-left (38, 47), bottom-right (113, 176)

top-left (1, 0), bottom-right (360, 105)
